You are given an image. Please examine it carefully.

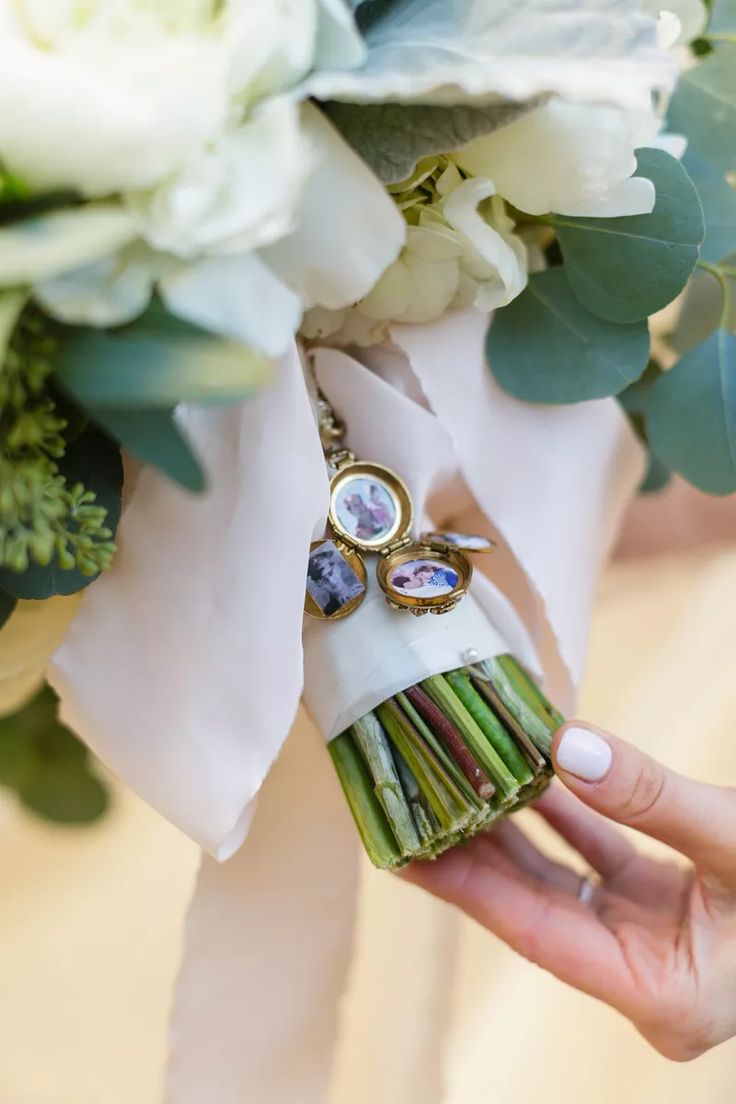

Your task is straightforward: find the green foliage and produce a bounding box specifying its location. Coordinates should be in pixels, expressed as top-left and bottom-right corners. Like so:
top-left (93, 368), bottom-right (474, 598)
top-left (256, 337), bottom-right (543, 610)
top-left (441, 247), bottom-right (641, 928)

top-left (640, 451), bottom-right (672, 494)
top-left (551, 149), bottom-right (705, 323)
top-left (92, 407), bottom-right (206, 493)
top-left (0, 424), bottom-right (122, 598)
top-left (322, 99), bottom-right (543, 184)
top-left (487, 267), bottom-right (650, 404)
top-left (50, 303), bottom-right (265, 489)
top-left (668, 44), bottom-right (736, 173)
top-left (682, 150), bottom-right (736, 263)
top-left (0, 683), bottom-right (109, 825)
top-left (618, 368), bottom-right (673, 494)
top-left (0, 305), bottom-right (122, 593)
top-left (669, 259), bottom-right (736, 356)
top-left (709, 0), bottom-right (736, 34)
top-left (0, 590), bottom-right (16, 627)
top-left (52, 302), bottom-right (268, 408)
top-left (0, 165), bottom-right (79, 227)
top-left (646, 329), bottom-right (736, 494)
top-left (636, 20), bottom-right (736, 498)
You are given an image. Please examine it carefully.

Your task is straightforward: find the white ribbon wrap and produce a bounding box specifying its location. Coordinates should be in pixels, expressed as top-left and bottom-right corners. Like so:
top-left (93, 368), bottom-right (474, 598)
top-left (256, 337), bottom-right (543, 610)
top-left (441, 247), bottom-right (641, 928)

top-left (304, 589), bottom-right (510, 743)
top-left (47, 310), bottom-right (645, 1104)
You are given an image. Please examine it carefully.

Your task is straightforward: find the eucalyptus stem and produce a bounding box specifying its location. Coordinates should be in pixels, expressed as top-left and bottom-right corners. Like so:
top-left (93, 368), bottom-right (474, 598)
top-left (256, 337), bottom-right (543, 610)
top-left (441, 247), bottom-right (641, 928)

top-left (422, 674), bottom-right (519, 799)
top-left (477, 657), bottom-right (556, 755)
top-left (375, 699), bottom-right (477, 833)
top-left (329, 732), bottom-right (403, 869)
top-left (396, 689), bottom-right (483, 809)
top-left (391, 744), bottom-right (440, 846)
top-left (497, 655), bottom-right (564, 728)
top-left (330, 656), bottom-right (561, 869)
top-left (403, 684), bottom-right (495, 799)
top-left (351, 713), bottom-right (421, 855)
top-left (470, 672), bottom-right (547, 771)
top-left (444, 669), bottom-right (534, 786)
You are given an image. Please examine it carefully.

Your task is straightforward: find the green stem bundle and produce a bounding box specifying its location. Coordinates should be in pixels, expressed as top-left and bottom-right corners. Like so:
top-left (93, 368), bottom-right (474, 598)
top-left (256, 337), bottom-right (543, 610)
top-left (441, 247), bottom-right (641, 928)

top-left (329, 654), bottom-right (561, 869)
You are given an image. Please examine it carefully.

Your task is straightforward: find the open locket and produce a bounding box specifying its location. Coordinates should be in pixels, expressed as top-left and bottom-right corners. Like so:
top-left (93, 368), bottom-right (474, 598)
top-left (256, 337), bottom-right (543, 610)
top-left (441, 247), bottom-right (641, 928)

top-left (304, 454), bottom-right (494, 620)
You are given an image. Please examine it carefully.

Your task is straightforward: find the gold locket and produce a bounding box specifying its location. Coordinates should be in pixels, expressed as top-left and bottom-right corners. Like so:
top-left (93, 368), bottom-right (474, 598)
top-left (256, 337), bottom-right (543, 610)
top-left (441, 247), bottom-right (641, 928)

top-left (305, 445), bottom-right (494, 621)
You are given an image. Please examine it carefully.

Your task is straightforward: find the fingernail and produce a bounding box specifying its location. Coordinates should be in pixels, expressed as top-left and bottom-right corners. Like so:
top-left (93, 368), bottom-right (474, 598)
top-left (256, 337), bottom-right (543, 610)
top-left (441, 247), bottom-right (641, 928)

top-left (556, 726), bottom-right (612, 782)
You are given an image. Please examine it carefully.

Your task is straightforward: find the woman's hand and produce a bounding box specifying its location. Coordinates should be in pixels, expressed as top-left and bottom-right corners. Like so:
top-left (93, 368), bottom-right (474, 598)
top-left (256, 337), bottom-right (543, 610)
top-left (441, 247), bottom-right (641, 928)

top-left (401, 722), bottom-right (736, 1060)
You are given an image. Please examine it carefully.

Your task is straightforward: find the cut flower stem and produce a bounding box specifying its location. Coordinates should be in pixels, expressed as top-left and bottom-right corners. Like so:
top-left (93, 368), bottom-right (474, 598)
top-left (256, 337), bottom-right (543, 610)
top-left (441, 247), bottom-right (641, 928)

top-left (329, 655), bottom-right (560, 869)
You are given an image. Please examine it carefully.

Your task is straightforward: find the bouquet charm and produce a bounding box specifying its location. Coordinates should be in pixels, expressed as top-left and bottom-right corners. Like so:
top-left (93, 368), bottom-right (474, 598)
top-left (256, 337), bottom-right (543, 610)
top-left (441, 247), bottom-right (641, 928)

top-left (306, 385), bottom-right (492, 621)
top-left (303, 384), bottom-right (563, 869)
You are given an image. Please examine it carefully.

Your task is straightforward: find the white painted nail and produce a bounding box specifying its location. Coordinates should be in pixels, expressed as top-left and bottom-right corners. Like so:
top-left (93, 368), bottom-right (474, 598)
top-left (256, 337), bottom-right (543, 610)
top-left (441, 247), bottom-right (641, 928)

top-left (556, 726), bottom-right (612, 782)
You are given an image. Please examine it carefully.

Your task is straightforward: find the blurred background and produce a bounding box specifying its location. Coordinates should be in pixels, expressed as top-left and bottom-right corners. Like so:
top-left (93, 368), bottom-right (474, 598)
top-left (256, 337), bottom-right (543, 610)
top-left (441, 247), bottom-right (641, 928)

top-left (1, 477), bottom-right (735, 1104)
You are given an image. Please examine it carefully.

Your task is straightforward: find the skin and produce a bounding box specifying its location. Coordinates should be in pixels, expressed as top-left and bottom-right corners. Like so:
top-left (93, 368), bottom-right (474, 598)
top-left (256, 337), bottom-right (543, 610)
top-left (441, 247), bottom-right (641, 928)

top-left (402, 722), bottom-right (736, 1061)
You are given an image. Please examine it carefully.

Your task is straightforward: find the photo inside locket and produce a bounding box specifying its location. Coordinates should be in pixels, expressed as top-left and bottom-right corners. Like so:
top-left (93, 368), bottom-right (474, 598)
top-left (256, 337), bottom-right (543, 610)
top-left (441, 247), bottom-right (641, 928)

top-left (334, 476), bottom-right (397, 543)
top-left (388, 557), bottom-right (459, 598)
top-left (306, 540), bottom-right (365, 615)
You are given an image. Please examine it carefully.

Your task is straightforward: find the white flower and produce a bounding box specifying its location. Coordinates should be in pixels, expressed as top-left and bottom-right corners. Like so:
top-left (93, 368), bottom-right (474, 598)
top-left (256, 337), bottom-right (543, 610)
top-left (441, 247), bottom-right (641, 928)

top-left (0, 1), bottom-right (405, 359)
top-left (452, 98), bottom-right (658, 218)
top-left (642, 0), bottom-right (708, 46)
top-left (0, 0), bottom-right (230, 197)
top-left (303, 159), bottom-right (527, 344)
top-left (0, 0), bottom-right (681, 357)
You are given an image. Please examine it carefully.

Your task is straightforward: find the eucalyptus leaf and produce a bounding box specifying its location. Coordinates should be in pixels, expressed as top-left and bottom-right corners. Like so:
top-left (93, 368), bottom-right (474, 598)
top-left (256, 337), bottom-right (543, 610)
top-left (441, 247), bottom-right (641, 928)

top-left (19, 763), bottom-right (109, 824)
top-left (0, 203), bottom-right (137, 286)
top-left (487, 267), bottom-right (650, 404)
top-left (91, 407), bottom-right (206, 493)
top-left (552, 148), bottom-right (704, 323)
top-left (669, 260), bottom-right (736, 356)
top-left (0, 426), bottom-right (123, 599)
top-left (618, 362), bottom-right (665, 415)
top-left (682, 150), bottom-right (736, 263)
top-left (0, 723), bottom-right (33, 788)
top-left (322, 99), bottom-right (542, 184)
top-left (0, 682), bottom-right (109, 824)
top-left (668, 45), bottom-right (736, 172)
top-left (52, 304), bottom-right (269, 408)
top-left (0, 591), bottom-right (16, 629)
top-left (640, 451), bottom-right (672, 494)
top-left (0, 685), bottom-right (79, 759)
top-left (646, 329), bottom-right (736, 494)
top-left (709, 0), bottom-right (736, 35)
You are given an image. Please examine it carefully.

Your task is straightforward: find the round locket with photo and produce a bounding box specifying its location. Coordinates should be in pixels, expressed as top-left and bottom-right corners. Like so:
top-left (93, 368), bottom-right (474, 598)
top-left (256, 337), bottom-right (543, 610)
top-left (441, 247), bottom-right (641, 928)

top-left (376, 541), bottom-right (473, 616)
top-left (327, 460), bottom-right (412, 554)
top-left (304, 538), bottom-right (368, 621)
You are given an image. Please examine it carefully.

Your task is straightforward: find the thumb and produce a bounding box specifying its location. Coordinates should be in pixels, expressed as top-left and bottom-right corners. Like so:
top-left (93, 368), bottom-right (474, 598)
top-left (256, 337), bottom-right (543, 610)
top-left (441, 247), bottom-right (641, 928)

top-left (551, 722), bottom-right (736, 886)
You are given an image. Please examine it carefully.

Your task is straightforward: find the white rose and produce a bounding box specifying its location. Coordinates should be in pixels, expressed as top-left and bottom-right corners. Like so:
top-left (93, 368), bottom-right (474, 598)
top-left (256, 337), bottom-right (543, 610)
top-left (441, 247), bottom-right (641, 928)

top-left (0, 0), bottom-right (231, 197)
top-left (0, 2), bottom-right (405, 358)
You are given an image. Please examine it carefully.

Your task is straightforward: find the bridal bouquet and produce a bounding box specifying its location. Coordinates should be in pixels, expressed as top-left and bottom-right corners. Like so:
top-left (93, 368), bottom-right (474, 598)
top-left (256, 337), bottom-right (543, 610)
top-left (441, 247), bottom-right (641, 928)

top-left (0, 1), bottom-right (733, 859)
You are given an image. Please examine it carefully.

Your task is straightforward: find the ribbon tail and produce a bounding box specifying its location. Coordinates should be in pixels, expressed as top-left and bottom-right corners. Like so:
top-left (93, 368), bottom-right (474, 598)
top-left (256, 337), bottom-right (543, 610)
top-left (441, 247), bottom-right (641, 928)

top-left (165, 709), bottom-right (360, 1104)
